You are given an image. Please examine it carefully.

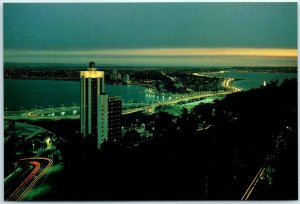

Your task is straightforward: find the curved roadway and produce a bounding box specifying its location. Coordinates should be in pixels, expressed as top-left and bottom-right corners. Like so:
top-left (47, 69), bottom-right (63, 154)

top-left (5, 157), bottom-right (53, 201)
top-left (4, 78), bottom-right (241, 120)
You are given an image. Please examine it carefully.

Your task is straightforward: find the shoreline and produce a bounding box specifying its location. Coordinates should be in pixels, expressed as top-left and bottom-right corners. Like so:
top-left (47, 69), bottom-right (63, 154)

top-left (4, 75), bottom-right (242, 121)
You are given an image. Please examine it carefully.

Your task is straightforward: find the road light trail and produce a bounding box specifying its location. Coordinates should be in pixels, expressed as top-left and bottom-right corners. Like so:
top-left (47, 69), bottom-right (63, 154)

top-left (4, 168), bottom-right (30, 196)
top-left (197, 125), bottom-right (212, 132)
top-left (241, 167), bottom-right (265, 200)
top-left (7, 161), bottom-right (40, 201)
top-left (6, 157), bottom-right (53, 201)
top-left (17, 157), bottom-right (53, 201)
top-left (5, 78), bottom-right (241, 120)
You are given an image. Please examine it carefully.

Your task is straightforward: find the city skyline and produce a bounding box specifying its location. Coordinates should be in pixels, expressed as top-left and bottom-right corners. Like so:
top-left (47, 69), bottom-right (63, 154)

top-left (3, 2), bottom-right (298, 201)
top-left (4, 2), bottom-right (297, 66)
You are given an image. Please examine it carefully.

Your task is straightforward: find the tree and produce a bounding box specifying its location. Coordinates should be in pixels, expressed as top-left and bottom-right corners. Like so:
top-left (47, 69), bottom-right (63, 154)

top-left (122, 130), bottom-right (141, 147)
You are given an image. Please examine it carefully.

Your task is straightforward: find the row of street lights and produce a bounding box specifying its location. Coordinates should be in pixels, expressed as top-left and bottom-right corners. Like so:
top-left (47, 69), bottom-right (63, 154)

top-left (5, 102), bottom-right (79, 111)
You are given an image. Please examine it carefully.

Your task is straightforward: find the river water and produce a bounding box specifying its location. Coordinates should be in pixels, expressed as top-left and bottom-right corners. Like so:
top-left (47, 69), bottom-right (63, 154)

top-left (4, 71), bottom-right (297, 111)
top-left (209, 71), bottom-right (297, 90)
top-left (4, 79), bottom-right (164, 110)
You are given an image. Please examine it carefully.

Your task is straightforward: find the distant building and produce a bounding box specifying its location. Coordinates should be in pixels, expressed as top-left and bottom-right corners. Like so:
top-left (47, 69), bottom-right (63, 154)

top-left (108, 96), bottom-right (122, 142)
top-left (112, 69), bottom-right (118, 80)
top-left (263, 81), bottom-right (267, 87)
top-left (123, 123), bottom-right (153, 138)
top-left (122, 74), bottom-right (130, 84)
top-left (117, 73), bottom-right (122, 80)
top-left (80, 62), bottom-right (108, 149)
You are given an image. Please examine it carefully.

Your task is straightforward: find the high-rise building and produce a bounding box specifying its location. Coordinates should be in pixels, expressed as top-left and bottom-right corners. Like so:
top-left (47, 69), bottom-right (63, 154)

top-left (112, 69), bottom-right (118, 80)
top-left (108, 96), bottom-right (122, 142)
top-left (117, 73), bottom-right (122, 80)
top-left (80, 62), bottom-right (108, 149)
top-left (80, 62), bottom-right (123, 149)
top-left (122, 74), bottom-right (130, 84)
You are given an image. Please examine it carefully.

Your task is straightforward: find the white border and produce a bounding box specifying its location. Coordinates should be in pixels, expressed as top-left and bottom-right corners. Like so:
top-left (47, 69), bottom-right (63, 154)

top-left (1, 1), bottom-right (298, 204)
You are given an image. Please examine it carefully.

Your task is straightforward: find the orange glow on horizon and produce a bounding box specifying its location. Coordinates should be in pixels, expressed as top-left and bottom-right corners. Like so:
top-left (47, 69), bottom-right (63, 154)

top-left (6, 48), bottom-right (297, 57)
top-left (102, 48), bottom-right (297, 57)
top-left (5, 48), bottom-right (297, 66)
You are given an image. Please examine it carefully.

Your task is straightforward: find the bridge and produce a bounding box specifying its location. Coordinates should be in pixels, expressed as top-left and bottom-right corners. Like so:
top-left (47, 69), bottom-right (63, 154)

top-left (4, 78), bottom-right (241, 121)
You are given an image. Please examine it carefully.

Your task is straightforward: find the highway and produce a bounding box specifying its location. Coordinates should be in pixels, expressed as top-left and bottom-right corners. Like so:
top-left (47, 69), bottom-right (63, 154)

top-left (196, 125), bottom-right (212, 132)
top-left (240, 130), bottom-right (287, 200)
top-left (143, 77), bottom-right (241, 113)
top-left (241, 167), bottom-right (265, 200)
top-left (5, 157), bottom-right (53, 201)
top-left (4, 78), bottom-right (241, 120)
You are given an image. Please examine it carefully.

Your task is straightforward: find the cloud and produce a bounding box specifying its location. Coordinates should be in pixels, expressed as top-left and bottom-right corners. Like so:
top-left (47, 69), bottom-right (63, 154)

top-left (4, 48), bottom-right (297, 67)
top-left (5, 48), bottom-right (297, 57)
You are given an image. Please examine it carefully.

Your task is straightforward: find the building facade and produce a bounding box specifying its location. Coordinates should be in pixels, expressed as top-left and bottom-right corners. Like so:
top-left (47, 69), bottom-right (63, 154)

top-left (80, 62), bottom-right (108, 149)
top-left (80, 62), bottom-right (122, 149)
top-left (122, 74), bottom-right (129, 84)
top-left (108, 96), bottom-right (122, 143)
top-left (112, 68), bottom-right (118, 80)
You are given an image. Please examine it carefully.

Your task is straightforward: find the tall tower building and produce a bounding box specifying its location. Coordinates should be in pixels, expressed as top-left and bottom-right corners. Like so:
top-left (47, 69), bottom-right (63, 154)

top-left (112, 69), bottom-right (118, 80)
top-left (80, 62), bottom-right (108, 149)
top-left (108, 96), bottom-right (122, 143)
top-left (122, 74), bottom-right (130, 84)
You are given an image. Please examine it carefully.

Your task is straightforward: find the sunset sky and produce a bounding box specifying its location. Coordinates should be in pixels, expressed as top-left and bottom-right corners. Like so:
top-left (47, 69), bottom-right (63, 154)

top-left (4, 3), bottom-right (297, 67)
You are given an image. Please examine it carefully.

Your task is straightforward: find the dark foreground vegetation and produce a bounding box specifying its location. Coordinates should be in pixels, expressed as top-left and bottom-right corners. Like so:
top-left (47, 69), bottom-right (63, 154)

top-left (27, 78), bottom-right (297, 200)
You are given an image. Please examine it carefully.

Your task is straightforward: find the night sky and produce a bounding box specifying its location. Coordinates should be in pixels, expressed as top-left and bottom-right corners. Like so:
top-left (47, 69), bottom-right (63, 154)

top-left (4, 3), bottom-right (297, 66)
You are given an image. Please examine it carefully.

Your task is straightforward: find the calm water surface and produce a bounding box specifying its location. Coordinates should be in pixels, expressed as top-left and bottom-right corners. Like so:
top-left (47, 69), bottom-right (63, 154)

top-left (4, 80), bottom-right (163, 110)
top-left (210, 71), bottom-right (297, 90)
top-left (4, 71), bottom-right (297, 110)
